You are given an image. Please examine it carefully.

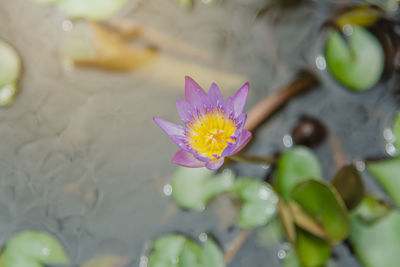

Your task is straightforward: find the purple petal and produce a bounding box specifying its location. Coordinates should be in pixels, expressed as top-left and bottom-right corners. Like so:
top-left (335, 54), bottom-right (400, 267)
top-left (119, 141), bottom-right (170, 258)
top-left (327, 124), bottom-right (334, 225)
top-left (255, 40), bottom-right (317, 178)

top-left (154, 117), bottom-right (188, 150)
top-left (208, 83), bottom-right (223, 108)
top-left (233, 82), bottom-right (249, 118)
top-left (223, 96), bottom-right (235, 118)
top-left (221, 142), bottom-right (237, 157)
top-left (173, 150), bottom-right (206, 168)
top-left (154, 117), bottom-right (185, 136)
top-left (233, 130), bottom-right (252, 154)
top-left (205, 158), bottom-right (224, 170)
top-left (184, 76), bottom-right (211, 113)
top-left (176, 99), bottom-right (195, 124)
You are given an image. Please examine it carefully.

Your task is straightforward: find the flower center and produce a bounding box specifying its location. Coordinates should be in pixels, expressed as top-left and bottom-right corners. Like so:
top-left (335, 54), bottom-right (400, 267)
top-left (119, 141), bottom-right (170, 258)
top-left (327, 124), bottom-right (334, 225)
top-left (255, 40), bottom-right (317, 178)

top-left (186, 111), bottom-right (237, 159)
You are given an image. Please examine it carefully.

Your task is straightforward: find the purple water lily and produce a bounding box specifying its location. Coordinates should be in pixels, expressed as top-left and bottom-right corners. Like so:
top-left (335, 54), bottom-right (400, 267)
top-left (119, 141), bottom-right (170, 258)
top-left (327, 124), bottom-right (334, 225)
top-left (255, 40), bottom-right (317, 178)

top-left (154, 76), bottom-right (252, 170)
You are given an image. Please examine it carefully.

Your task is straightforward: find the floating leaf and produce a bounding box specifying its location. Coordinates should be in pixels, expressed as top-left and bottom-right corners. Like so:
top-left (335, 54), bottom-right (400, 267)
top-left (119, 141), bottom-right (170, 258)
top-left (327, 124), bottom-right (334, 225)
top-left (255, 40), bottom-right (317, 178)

top-left (278, 199), bottom-right (296, 243)
top-left (295, 228), bottom-right (331, 267)
top-left (64, 22), bottom-right (157, 71)
top-left (55, 0), bottom-right (129, 21)
top-left (174, 0), bottom-right (192, 7)
top-left (291, 180), bottom-right (349, 244)
top-left (276, 146), bottom-right (322, 200)
top-left (0, 40), bottom-right (21, 87)
top-left (148, 234), bottom-right (224, 267)
top-left (81, 254), bottom-right (130, 267)
top-left (325, 25), bottom-right (384, 91)
top-left (233, 178), bottom-right (278, 228)
top-left (332, 165), bottom-right (364, 210)
top-left (284, 249), bottom-right (336, 267)
top-left (350, 211), bottom-right (400, 267)
top-left (1, 253), bottom-right (42, 267)
top-left (1, 231), bottom-right (69, 266)
top-left (171, 167), bottom-right (234, 211)
top-left (355, 195), bottom-right (391, 224)
top-left (367, 157), bottom-right (400, 208)
top-left (335, 5), bottom-right (382, 28)
top-left (393, 112), bottom-right (400, 150)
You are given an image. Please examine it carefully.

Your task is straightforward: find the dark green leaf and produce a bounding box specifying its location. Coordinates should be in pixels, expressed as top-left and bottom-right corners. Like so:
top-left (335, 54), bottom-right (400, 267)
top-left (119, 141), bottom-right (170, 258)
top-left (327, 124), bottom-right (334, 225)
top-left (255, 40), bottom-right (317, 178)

top-left (295, 228), bottom-right (331, 267)
top-left (276, 147), bottom-right (322, 200)
top-left (291, 180), bottom-right (349, 244)
top-left (332, 165), bottom-right (364, 210)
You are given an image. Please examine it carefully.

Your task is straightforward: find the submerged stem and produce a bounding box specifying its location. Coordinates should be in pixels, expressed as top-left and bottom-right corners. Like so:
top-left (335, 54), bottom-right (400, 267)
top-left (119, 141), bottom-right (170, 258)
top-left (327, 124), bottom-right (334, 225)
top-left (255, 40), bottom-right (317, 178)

top-left (228, 154), bottom-right (276, 165)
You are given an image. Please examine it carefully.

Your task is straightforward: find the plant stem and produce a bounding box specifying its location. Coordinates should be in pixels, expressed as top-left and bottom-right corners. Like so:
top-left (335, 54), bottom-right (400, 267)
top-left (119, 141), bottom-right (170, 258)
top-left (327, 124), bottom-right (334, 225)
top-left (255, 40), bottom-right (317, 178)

top-left (228, 154), bottom-right (276, 165)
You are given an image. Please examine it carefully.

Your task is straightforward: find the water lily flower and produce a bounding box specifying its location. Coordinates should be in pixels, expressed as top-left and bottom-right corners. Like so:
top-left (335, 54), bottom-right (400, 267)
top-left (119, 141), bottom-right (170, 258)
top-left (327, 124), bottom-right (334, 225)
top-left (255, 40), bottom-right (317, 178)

top-left (154, 77), bottom-right (252, 170)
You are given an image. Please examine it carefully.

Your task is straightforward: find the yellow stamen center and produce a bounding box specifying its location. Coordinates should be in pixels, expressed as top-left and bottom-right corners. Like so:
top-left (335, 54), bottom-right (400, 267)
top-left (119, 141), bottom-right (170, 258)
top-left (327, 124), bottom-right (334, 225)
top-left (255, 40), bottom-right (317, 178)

top-left (186, 111), bottom-right (237, 159)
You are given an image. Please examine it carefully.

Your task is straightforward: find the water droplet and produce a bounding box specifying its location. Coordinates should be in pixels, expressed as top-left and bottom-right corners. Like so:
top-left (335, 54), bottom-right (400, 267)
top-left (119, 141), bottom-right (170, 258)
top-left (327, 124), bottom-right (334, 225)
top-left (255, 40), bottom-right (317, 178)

top-left (383, 128), bottom-right (395, 143)
top-left (261, 164), bottom-right (270, 170)
top-left (315, 55), bottom-right (327, 70)
top-left (283, 135), bottom-right (293, 148)
top-left (343, 24), bottom-right (354, 36)
top-left (163, 184), bottom-right (173, 196)
top-left (385, 143), bottom-right (397, 156)
top-left (42, 247), bottom-right (50, 256)
top-left (62, 20), bottom-right (73, 32)
top-left (354, 160), bottom-right (366, 172)
top-left (139, 256), bottom-right (148, 267)
top-left (277, 249), bottom-right (287, 260)
top-left (199, 233), bottom-right (208, 242)
top-left (258, 187), bottom-right (271, 200)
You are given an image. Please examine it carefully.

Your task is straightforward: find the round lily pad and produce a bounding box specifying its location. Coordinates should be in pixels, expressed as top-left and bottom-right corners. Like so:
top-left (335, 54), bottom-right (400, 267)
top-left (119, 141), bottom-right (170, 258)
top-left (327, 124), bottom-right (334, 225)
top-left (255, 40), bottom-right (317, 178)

top-left (0, 40), bottom-right (21, 87)
top-left (350, 211), bottom-right (400, 267)
top-left (233, 178), bottom-right (278, 228)
top-left (325, 25), bottom-right (384, 91)
top-left (291, 180), bottom-right (350, 244)
top-left (276, 146), bottom-right (322, 200)
top-left (1, 231), bottom-right (69, 266)
top-left (56, 0), bottom-right (130, 21)
top-left (148, 234), bottom-right (224, 267)
top-left (171, 167), bottom-right (233, 211)
top-left (367, 157), bottom-right (400, 208)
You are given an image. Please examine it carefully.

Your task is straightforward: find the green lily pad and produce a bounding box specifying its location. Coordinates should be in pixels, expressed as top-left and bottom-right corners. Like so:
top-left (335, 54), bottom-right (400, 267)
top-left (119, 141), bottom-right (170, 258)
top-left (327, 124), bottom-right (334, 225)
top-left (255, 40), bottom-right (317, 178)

top-left (291, 180), bottom-right (350, 244)
top-left (325, 25), bottom-right (384, 91)
top-left (276, 146), bottom-right (322, 200)
top-left (1, 231), bottom-right (69, 266)
top-left (148, 234), bottom-right (224, 267)
top-left (367, 157), bottom-right (400, 208)
top-left (355, 195), bottom-right (391, 224)
top-left (56, 0), bottom-right (130, 21)
top-left (295, 228), bottom-right (331, 267)
top-left (171, 167), bottom-right (234, 211)
top-left (0, 40), bottom-right (21, 87)
top-left (393, 112), bottom-right (400, 150)
top-left (350, 211), bottom-right (400, 267)
top-left (233, 178), bottom-right (278, 228)
top-left (284, 248), bottom-right (336, 267)
top-left (332, 165), bottom-right (364, 210)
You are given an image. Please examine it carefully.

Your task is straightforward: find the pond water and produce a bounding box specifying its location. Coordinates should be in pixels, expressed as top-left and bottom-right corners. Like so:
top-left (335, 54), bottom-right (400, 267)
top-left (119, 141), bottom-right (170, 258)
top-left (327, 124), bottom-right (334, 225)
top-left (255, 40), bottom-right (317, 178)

top-left (0, 0), bottom-right (398, 266)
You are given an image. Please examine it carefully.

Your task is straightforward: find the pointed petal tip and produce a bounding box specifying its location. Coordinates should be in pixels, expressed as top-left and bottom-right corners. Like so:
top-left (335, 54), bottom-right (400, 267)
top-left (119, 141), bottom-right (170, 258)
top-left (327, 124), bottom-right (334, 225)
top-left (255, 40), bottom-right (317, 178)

top-left (173, 150), bottom-right (206, 168)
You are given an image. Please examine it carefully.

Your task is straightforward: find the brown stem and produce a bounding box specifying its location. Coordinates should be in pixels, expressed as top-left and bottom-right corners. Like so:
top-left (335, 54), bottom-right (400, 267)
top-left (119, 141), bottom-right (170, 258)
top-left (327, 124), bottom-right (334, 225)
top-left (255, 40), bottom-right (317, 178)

top-left (223, 71), bottom-right (318, 264)
top-left (245, 71), bottom-right (318, 132)
top-left (223, 229), bottom-right (251, 264)
top-left (329, 133), bottom-right (348, 168)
